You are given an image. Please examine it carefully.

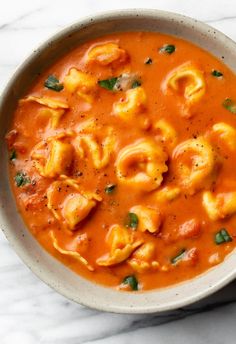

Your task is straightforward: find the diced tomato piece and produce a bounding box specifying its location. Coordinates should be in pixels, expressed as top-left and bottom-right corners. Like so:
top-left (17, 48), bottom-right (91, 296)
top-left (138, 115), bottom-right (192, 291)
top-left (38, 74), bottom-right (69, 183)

top-left (13, 141), bottom-right (27, 154)
top-left (183, 247), bottom-right (199, 266)
top-left (178, 219), bottom-right (201, 239)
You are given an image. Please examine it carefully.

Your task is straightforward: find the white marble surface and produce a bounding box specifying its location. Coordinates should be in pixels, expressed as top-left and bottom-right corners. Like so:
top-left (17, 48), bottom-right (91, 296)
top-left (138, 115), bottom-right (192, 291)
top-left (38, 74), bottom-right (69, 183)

top-left (1, 0), bottom-right (236, 343)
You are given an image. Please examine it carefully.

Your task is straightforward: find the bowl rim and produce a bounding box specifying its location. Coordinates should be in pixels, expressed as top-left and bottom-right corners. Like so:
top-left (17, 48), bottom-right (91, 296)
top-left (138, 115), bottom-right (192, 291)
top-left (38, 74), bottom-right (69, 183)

top-left (1, 8), bottom-right (236, 314)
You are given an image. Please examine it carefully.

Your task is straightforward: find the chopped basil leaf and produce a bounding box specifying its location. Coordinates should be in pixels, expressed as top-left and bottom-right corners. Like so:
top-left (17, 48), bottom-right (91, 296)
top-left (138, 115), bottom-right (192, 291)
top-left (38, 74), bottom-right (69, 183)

top-left (171, 249), bottom-right (186, 264)
top-left (15, 172), bottom-right (30, 187)
top-left (105, 184), bottom-right (116, 194)
top-left (126, 212), bottom-right (139, 229)
top-left (131, 80), bottom-right (141, 89)
top-left (159, 44), bottom-right (175, 54)
top-left (215, 228), bottom-right (232, 245)
top-left (122, 275), bottom-right (138, 290)
top-left (145, 57), bottom-right (152, 65)
top-left (44, 75), bottom-right (64, 92)
top-left (223, 98), bottom-right (236, 114)
top-left (10, 150), bottom-right (17, 161)
top-left (98, 77), bottom-right (118, 90)
top-left (212, 70), bottom-right (223, 77)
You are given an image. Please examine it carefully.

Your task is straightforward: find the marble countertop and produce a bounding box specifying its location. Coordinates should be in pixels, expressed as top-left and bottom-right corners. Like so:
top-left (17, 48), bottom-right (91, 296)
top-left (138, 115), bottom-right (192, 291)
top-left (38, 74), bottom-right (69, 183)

top-left (1, 0), bottom-right (236, 343)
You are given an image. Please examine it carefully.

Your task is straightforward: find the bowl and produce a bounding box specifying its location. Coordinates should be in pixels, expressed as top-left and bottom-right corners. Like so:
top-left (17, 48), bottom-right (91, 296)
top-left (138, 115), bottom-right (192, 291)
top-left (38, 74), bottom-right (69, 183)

top-left (1, 9), bottom-right (236, 314)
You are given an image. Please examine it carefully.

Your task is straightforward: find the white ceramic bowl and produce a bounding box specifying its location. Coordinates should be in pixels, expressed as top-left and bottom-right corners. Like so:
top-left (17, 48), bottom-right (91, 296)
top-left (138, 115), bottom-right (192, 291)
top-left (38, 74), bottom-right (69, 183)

top-left (1, 9), bottom-right (236, 314)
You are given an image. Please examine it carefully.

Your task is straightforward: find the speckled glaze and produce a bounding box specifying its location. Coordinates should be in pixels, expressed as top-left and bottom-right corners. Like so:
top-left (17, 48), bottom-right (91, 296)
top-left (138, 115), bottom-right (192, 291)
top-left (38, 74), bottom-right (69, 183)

top-left (1, 9), bottom-right (236, 314)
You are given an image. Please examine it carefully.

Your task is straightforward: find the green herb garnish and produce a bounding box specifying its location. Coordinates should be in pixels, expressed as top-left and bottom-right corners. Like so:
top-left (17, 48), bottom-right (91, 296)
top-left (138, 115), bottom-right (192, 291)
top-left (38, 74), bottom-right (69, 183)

top-left (131, 80), bottom-right (141, 89)
top-left (122, 275), bottom-right (138, 291)
top-left (105, 184), bottom-right (116, 194)
top-left (98, 77), bottom-right (118, 90)
top-left (171, 249), bottom-right (186, 264)
top-left (44, 75), bottom-right (64, 92)
top-left (145, 57), bottom-right (152, 65)
top-left (15, 172), bottom-right (30, 187)
top-left (212, 70), bottom-right (223, 77)
top-left (223, 98), bottom-right (236, 114)
top-left (10, 150), bottom-right (17, 161)
top-left (125, 212), bottom-right (139, 229)
top-left (159, 44), bottom-right (175, 54)
top-left (215, 228), bottom-right (232, 245)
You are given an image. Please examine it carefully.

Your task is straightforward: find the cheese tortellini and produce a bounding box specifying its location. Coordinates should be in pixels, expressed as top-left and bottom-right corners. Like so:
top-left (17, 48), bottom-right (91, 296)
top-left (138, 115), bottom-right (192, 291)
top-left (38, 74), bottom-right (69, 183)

top-left (203, 191), bottom-right (236, 220)
top-left (20, 96), bottom-right (69, 128)
top-left (86, 43), bottom-right (128, 66)
top-left (163, 63), bottom-right (206, 117)
top-left (116, 139), bottom-right (168, 192)
top-left (154, 186), bottom-right (181, 203)
top-left (154, 119), bottom-right (178, 153)
top-left (74, 119), bottom-right (116, 169)
top-left (20, 96), bottom-right (69, 109)
top-left (96, 224), bottom-right (143, 266)
top-left (113, 87), bottom-right (147, 123)
top-left (64, 68), bottom-right (97, 103)
top-left (212, 122), bottom-right (236, 150)
top-left (39, 108), bottom-right (65, 129)
top-left (129, 205), bottom-right (161, 233)
top-left (172, 137), bottom-right (215, 195)
top-left (31, 132), bottom-right (74, 178)
top-left (50, 231), bottom-right (94, 271)
top-left (128, 242), bottom-right (159, 273)
top-left (47, 177), bottom-right (101, 230)
top-left (62, 194), bottom-right (97, 230)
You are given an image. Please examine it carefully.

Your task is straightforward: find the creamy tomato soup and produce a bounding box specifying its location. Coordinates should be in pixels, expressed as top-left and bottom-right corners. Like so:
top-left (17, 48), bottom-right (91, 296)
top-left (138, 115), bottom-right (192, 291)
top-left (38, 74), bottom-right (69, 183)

top-left (6, 32), bottom-right (236, 291)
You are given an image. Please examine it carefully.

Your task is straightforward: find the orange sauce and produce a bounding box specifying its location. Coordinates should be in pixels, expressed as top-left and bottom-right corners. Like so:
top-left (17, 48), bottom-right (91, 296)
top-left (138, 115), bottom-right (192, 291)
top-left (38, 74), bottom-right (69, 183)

top-left (6, 32), bottom-right (236, 291)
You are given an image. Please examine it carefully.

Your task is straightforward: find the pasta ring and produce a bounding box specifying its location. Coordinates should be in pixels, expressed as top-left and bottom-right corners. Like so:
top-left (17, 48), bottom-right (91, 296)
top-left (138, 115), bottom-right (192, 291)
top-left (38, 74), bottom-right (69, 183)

top-left (203, 191), bottom-right (236, 220)
top-left (86, 43), bottom-right (128, 66)
top-left (116, 139), bottom-right (168, 191)
top-left (96, 224), bottom-right (143, 266)
top-left (163, 62), bottom-right (206, 117)
top-left (172, 137), bottom-right (215, 194)
top-left (47, 177), bottom-right (101, 230)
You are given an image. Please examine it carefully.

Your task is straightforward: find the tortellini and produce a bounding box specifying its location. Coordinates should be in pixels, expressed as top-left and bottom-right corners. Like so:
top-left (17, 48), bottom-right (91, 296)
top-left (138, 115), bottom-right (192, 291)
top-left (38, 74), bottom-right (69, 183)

top-left (203, 191), bottom-right (236, 220)
top-left (87, 43), bottom-right (128, 66)
top-left (172, 137), bottom-right (215, 195)
top-left (62, 194), bottom-right (97, 230)
top-left (163, 63), bottom-right (206, 117)
top-left (96, 224), bottom-right (143, 266)
top-left (154, 119), bottom-right (178, 153)
top-left (64, 68), bottom-right (97, 103)
top-left (31, 132), bottom-right (74, 178)
top-left (212, 122), bottom-right (236, 150)
top-left (20, 96), bottom-right (68, 128)
top-left (128, 242), bottom-right (159, 273)
top-left (113, 87), bottom-right (147, 123)
top-left (20, 96), bottom-right (69, 109)
top-left (129, 205), bottom-right (161, 233)
top-left (154, 186), bottom-right (181, 203)
top-left (74, 119), bottom-right (116, 169)
top-left (116, 139), bottom-right (168, 192)
top-left (50, 231), bottom-right (94, 271)
top-left (47, 177), bottom-right (102, 230)
top-left (39, 108), bottom-right (65, 129)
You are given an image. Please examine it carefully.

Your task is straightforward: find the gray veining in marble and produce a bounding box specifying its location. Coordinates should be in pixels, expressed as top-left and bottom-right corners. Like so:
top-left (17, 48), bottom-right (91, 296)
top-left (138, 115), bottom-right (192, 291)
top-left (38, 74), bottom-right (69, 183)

top-left (1, 0), bottom-right (236, 343)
